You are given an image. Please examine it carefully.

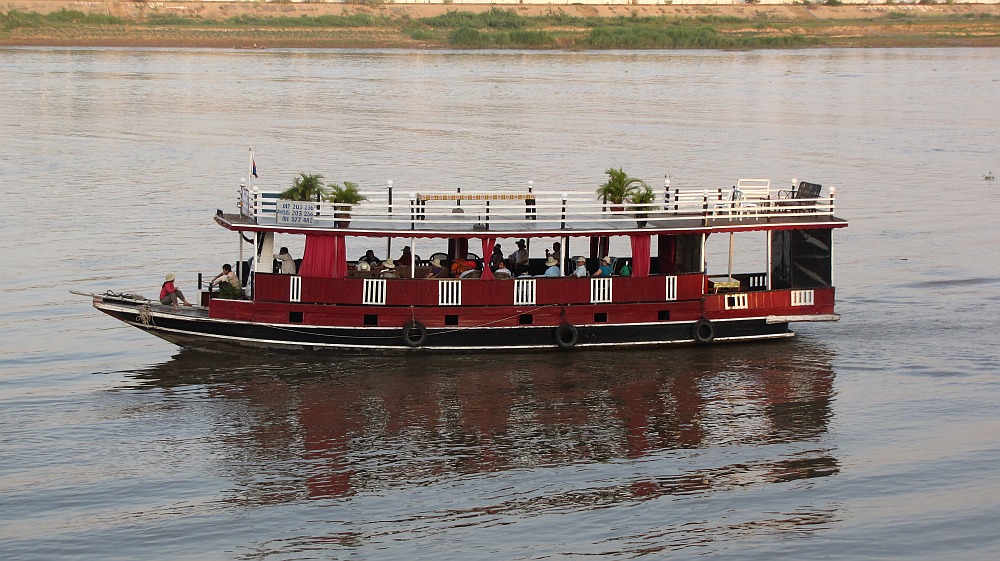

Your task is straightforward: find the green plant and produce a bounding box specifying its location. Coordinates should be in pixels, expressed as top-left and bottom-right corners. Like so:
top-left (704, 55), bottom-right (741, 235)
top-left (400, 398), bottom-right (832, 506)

top-left (326, 181), bottom-right (367, 205)
top-left (628, 184), bottom-right (656, 214)
top-left (281, 173), bottom-right (326, 201)
top-left (597, 167), bottom-right (647, 206)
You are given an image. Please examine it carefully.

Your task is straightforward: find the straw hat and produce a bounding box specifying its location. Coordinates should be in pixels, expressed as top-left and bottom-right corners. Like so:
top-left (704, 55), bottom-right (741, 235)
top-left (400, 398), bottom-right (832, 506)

top-left (576, 257), bottom-right (586, 264)
top-left (383, 260), bottom-right (395, 269)
top-left (165, 273), bottom-right (176, 282)
top-left (601, 256), bottom-right (612, 264)
top-left (357, 262), bottom-right (371, 272)
top-left (545, 256), bottom-right (558, 267)
top-left (431, 258), bottom-right (443, 267)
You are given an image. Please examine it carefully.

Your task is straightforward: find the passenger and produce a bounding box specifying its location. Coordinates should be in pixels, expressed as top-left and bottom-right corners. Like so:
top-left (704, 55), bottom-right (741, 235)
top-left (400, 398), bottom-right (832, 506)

top-left (397, 246), bottom-right (413, 267)
top-left (571, 257), bottom-right (588, 278)
top-left (494, 259), bottom-right (512, 279)
top-left (273, 247), bottom-right (297, 275)
top-left (209, 264), bottom-right (243, 299)
top-left (361, 249), bottom-right (382, 267)
top-left (159, 273), bottom-right (192, 309)
top-left (543, 256), bottom-right (561, 277)
top-left (380, 260), bottom-right (400, 278)
top-left (508, 239), bottom-right (529, 276)
top-left (450, 257), bottom-right (475, 277)
top-left (426, 258), bottom-right (447, 278)
top-left (355, 261), bottom-right (372, 277)
top-left (460, 261), bottom-right (482, 279)
top-left (593, 256), bottom-right (614, 277)
top-left (490, 244), bottom-right (504, 270)
top-left (545, 242), bottom-right (561, 259)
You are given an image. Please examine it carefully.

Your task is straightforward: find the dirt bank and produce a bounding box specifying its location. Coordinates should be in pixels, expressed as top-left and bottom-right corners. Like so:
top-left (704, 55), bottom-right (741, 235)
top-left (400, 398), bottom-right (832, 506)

top-left (3, 1), bottom-right (999, 48)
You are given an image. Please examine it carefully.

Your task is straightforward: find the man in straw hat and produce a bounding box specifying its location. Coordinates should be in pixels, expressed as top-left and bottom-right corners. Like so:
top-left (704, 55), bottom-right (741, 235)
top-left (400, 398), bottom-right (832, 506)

top-left (159, 273), bottom-right (193, 310)
top-left (572, 257), bottom-right (589, 278)
top-left (544, 256), bottom-right (561, 277)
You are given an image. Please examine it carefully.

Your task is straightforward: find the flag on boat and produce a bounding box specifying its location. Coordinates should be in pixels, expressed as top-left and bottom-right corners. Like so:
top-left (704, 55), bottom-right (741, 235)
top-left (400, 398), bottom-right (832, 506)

top-left (251, 157), bottom-right (258, 178)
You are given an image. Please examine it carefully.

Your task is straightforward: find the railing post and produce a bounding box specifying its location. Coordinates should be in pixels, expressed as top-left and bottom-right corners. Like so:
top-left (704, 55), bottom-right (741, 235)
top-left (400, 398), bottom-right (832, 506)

top-left (526, 180), bottom-right (536, 220)
top-left (561, 193), bottom-right (568, 230)
top-left (663, 177), bottom-right (670, 211)
top-left (829, 186), bottom-right (836, 215)
top-left (252, 186), bottom-right (259, 219)
top-left (409, 193), bottom-right (417, 230)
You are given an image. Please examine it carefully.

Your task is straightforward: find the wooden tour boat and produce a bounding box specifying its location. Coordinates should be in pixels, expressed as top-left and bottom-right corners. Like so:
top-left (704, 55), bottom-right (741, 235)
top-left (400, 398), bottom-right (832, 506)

top-left (81, 167), bottom-right (847, 353)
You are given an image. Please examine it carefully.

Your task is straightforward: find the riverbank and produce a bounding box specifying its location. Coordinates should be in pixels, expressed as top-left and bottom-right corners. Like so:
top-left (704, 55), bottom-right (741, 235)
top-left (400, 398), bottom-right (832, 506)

top-left (2, 2), bottom-right (999, 48)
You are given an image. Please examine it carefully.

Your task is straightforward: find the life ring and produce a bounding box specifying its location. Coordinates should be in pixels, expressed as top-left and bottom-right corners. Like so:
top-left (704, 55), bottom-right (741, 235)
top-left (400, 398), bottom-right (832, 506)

top-left (554, 323), bottom-right (579, 349)
top-left (402, 320), bottom-right (428, 347)
top-left (693, 318), bottom-right (715, 344)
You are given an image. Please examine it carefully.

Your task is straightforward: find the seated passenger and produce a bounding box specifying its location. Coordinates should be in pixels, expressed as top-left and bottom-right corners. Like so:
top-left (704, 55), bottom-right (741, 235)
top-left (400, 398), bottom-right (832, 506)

top-left (360, 249), bottom-right (382, 267)
top-left (354, 261), bottom-right (372, 278)
top-left (543, 256), bottom-right (560, 277)
top-left (593, 256), bottom-right (613, 277)
top-left (380, 260), bottom-right (400, 278)
top-left (450, 257), bottom-right (475, 277)
top-left (209, 264), bottom-right (243, 299)
top-left (493, 259), bottom-right (512, 280)
top-left (273, 247), bottom-right (297, 275)
top-left (571, 257), bottom-right (588, 278)
top-left (426, 258), bottom-right (448, 278)
top-left (159, 273), bottom-right (192, 309)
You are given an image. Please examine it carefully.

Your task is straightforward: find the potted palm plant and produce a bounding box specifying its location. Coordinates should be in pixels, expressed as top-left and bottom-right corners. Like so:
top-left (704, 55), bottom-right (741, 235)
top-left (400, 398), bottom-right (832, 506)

top-left (597, 167), bottom-right (647, 212)
top-left (281, 173), bottom-right (327, 201)
top-left (327, 181), bottom-right (367, 228)
top-left (628, 184), bottom-right (656, 228)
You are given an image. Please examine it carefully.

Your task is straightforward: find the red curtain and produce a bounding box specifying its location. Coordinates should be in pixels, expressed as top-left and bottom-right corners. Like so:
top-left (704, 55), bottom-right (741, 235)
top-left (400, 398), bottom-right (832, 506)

top-left (629, 234), bottom-right (651, 278)
top-left (480, 237), bottom-right (496, 280)
top-left (299, 234), bottom-right (347, 278)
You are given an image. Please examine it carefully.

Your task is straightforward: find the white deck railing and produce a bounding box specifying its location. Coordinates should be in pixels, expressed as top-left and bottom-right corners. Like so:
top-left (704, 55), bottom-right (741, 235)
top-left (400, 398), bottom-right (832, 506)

top-left (238, 182), bottom-right (836, 232)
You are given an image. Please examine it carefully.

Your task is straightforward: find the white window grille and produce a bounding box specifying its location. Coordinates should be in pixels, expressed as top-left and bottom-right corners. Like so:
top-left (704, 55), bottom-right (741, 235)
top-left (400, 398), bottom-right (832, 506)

top-left (439, 280), bottom-right (462, 306)
top-left (665, 275), bottom-right (678, 301)
top-left (363, 279), bottom-right (386, 306)
top-left (725, 293), bottom-right (749, 310)
top-left (289, 276), bottom-right (302, 303)
top-left (590, 277), bottom-right (613, 304)
top-left (791, 289), bottom-right (815, 307)
top-left (514, 278), bottom-right (536, 306)
top-left (748, 274), bottom-right (767, 290)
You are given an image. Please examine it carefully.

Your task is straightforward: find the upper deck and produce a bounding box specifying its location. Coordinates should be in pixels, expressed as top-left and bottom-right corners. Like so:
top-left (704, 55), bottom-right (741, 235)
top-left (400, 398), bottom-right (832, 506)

top-left (217, 180), bottom-right (847, 238)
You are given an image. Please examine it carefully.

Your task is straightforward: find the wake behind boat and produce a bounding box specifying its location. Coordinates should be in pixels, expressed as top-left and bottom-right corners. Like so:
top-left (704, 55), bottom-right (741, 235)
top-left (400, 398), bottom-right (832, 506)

top-left (79, 165), bottom-right (846, 354)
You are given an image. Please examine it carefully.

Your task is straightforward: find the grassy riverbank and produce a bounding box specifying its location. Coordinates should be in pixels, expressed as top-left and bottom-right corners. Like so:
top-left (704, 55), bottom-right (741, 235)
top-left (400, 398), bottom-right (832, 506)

top-left (2, 2), bottom-right (999, 49)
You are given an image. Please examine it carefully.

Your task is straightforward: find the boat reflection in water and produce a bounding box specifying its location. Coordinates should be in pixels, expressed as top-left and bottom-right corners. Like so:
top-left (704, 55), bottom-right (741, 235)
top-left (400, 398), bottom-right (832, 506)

top-left (128, 341), bottom-right (838, 510)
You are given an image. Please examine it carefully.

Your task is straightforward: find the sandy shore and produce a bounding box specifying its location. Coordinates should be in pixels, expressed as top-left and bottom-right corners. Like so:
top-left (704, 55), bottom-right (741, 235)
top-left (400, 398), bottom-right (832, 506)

top-left (2, 1), bottom-right (999, 48)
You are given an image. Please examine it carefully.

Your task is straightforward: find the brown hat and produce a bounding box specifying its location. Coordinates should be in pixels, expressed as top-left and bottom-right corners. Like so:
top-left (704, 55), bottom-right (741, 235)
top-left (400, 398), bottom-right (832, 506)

top-left (516, 239), bottom-right (526, 246)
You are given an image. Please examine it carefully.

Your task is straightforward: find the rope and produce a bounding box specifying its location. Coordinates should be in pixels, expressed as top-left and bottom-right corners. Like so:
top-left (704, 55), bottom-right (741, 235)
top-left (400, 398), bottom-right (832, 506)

top-left (137, 303), bottom-right (154, 326)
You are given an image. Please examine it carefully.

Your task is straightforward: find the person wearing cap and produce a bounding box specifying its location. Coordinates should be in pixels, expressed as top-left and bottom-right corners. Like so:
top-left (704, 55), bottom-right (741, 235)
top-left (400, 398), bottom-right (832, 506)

top-left (543, 256), bottom-right (561, 277)
top-left (593, 256), bottom-right (614, 277)
top-left (426, 257), bottom-right (447, 278)
top-left (508, 239), bottom-right (529, 276)
top-left (572, 257), bottom-right (589, 278)
top-left (159, 273), bottom-right (192, 309)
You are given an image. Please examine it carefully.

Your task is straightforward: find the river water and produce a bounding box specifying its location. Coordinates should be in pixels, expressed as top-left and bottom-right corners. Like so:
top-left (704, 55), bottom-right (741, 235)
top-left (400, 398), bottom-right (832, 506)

top-left (1, 47), bottom-right (999, 560)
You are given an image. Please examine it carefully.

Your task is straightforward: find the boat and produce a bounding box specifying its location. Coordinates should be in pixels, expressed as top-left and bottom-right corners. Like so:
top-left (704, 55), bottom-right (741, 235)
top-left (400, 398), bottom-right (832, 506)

top-left (79, 170), bottom-right (847, 353)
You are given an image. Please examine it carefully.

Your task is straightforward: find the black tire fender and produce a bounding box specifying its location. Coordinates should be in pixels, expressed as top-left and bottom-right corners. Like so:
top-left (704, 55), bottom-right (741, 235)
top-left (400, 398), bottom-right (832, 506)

top-left (402, 320), bottom-right (428, 347)
top-left (693, 318), bottom-right (715, 344)
top-left (554, 323), bottom-right (579, 349)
